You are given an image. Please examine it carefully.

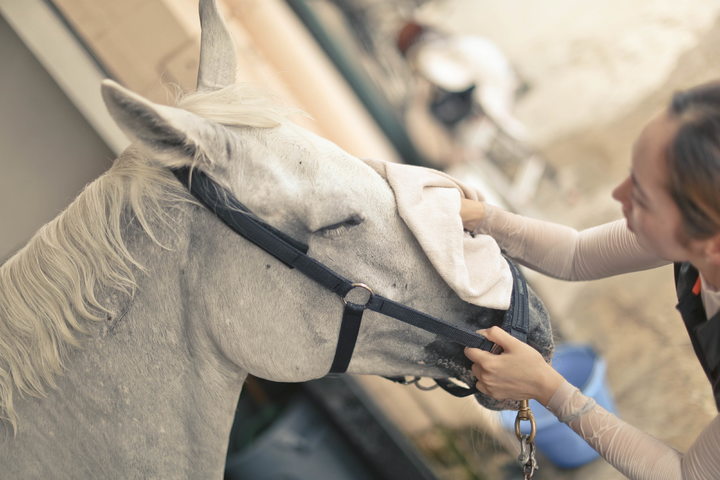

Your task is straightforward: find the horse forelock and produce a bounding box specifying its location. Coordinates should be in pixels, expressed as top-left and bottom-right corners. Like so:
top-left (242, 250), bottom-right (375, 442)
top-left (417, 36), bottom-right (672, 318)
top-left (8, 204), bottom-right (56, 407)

top-left (0, 151), bottom-right (194, 431)
top-left (174, 84), bottom-right (323, 184)
top-left (176, 84), bottom-right (302, 130)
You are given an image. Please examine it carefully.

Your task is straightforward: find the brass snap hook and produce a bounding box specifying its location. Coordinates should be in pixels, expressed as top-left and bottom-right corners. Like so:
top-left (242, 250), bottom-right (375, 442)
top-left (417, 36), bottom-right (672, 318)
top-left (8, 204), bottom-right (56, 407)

top-left (514, 399), bottom-right (537, 443)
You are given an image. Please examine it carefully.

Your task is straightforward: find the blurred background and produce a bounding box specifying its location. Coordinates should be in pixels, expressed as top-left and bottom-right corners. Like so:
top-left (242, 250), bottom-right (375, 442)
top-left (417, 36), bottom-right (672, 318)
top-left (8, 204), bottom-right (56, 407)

top-left (2, 0), bottom-right (720, 478)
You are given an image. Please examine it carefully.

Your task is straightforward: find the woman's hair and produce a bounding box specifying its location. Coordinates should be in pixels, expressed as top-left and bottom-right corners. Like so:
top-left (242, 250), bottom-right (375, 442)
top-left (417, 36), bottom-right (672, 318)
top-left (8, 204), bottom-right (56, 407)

top-left (667, 80), bottom-right (720, 239)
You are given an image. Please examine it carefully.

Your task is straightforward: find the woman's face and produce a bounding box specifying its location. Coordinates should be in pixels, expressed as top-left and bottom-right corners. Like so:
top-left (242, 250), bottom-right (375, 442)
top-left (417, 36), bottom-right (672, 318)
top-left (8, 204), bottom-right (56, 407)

top-left (612, 111), bottom-right (700, 262)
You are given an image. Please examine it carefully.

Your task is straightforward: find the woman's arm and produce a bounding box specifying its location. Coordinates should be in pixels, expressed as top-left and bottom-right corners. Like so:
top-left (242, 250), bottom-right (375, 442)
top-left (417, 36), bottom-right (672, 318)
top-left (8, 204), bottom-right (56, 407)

top-left (461, 200), bottom-right (668, 280)
top-left (548, 381), bottom-right (720, 480)
top-left (466, 327), bottom-right (720, 480)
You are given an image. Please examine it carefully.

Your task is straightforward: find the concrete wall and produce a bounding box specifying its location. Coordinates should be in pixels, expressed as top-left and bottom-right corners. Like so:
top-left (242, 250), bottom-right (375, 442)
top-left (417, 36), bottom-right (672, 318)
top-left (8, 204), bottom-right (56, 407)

top-left (0, 14), bottom-right (113, 260)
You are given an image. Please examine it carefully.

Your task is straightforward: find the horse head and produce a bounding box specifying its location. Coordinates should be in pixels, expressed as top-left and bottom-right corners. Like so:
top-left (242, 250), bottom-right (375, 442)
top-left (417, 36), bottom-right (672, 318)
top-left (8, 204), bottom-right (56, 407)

top-left (98, 0), bottom-right (553, 411)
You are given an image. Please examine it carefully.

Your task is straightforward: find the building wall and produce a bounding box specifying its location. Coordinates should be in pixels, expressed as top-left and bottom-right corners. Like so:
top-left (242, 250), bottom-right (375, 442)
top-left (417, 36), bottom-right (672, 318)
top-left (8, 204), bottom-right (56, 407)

top-left (0, 14), bottom-right (113, 260)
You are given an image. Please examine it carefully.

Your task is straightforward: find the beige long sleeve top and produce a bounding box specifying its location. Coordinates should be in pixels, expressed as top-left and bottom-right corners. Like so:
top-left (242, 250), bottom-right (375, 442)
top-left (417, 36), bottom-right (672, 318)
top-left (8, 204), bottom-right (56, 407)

top-left (475, 204), bottom-right (720, 479)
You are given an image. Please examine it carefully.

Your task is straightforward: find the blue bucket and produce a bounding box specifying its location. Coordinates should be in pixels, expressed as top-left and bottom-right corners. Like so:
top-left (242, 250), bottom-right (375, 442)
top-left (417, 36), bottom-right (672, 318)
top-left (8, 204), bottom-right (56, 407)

top-left (500, 344), bottom-right (616, 469)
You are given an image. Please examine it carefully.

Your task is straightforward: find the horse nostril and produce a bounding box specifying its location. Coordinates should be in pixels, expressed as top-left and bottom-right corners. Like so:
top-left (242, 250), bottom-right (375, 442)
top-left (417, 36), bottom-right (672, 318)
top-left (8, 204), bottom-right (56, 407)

top-left (467, 307), bottom-right (505, 328)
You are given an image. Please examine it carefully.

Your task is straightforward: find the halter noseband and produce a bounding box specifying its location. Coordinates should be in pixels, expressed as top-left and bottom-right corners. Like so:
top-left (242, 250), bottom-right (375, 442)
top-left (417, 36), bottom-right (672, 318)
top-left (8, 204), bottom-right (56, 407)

top-left (172, 167), bottom-right (529, 397)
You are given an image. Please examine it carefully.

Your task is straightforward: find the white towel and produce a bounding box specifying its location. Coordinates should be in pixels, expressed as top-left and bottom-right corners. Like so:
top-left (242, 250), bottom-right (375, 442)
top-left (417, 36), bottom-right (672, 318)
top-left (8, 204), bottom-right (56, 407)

top-left (363, 158), bottom-right (512, 310)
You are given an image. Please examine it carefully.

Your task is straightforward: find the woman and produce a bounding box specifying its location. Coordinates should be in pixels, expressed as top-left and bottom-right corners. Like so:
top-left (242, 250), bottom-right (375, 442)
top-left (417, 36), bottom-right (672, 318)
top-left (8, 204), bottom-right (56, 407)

top-left (462, 80), bottom-right (720, 479)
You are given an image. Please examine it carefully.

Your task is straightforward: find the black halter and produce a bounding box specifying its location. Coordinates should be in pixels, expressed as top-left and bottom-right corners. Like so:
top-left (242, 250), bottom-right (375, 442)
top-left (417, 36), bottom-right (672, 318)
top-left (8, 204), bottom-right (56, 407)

top-left (172, 167), bottom-right (530, 396)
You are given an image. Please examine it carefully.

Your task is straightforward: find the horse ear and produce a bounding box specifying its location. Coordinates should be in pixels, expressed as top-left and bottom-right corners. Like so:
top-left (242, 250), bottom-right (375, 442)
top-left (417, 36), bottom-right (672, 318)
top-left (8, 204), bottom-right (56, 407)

top-left (101, 79), bottom-right (222, 166)
top-left (197, 0), bottom-right (237, 92)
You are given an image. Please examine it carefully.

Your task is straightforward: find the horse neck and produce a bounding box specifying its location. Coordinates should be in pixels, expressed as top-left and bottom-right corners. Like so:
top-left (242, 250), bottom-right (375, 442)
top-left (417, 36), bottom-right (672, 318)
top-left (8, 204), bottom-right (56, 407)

top-left (2, 204), bottom-right (248, 478)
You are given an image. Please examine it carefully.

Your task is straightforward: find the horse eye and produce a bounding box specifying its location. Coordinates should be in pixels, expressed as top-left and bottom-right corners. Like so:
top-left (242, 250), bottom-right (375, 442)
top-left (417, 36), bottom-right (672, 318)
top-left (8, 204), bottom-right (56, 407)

top-left (316, 214), bottom-right (364, 237)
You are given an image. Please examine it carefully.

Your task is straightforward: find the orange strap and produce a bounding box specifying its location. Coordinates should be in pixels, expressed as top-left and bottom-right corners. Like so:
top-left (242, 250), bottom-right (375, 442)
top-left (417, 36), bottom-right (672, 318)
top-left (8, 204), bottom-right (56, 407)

top-left (692, 276), bottom-right (702, 296)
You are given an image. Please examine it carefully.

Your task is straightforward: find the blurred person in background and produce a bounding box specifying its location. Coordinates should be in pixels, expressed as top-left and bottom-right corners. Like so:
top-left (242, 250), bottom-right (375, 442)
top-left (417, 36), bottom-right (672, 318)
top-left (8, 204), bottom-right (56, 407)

top-left (462, 80), bottom-right (720, 479)
top-left (396, 20), bottom-right (527, 153)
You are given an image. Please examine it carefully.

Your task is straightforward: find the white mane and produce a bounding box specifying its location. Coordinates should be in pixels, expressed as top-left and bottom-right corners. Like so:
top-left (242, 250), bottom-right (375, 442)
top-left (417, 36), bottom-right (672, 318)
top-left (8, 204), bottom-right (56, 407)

top-left (0, 84), bottom-right (291, 430)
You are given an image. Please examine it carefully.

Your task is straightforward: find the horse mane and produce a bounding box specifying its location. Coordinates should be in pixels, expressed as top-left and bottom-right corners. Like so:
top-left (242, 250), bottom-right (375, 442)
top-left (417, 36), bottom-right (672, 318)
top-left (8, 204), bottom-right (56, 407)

top-left (0, 84), bottom-right (292, 431)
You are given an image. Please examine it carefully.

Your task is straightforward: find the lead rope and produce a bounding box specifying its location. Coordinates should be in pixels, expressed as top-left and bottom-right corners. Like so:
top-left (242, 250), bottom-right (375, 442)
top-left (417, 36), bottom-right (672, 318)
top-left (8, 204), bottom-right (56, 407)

top-left (515, 399), bottom-right (538, 479)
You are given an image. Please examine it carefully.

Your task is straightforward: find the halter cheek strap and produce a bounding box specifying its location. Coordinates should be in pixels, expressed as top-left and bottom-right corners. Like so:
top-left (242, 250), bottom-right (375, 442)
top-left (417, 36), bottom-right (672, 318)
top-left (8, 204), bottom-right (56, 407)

top-left (330, 296), bottom-right (366, 373)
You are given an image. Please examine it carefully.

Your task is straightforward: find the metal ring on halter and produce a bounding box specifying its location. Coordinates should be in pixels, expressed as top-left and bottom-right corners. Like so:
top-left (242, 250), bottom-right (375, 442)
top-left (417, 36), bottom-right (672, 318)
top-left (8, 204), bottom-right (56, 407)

top-left (514, 399), bottom-right (537, 443)
top-left (342, 283), bottom-right (374, 307)
top-left (412, 378), bottom-right (440, 391)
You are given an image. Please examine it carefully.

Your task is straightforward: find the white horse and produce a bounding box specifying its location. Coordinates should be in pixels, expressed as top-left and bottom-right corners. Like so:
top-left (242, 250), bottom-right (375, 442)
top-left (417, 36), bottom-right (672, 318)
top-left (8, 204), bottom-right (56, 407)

top-left (0, 1), bottom-right (553, 478)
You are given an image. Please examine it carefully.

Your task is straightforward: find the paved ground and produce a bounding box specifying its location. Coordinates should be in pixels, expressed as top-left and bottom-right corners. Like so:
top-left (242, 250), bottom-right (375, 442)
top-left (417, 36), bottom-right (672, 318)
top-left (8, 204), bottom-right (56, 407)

top-left (371, 4), bottom-right (720, 479)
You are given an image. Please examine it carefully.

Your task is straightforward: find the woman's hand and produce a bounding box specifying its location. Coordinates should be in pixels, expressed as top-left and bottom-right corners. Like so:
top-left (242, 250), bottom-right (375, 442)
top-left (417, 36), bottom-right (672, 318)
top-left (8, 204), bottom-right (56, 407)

top-left (460, 198), bottom-right (486, 232)
top-left (465, 326), bottom-right (564, 405)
